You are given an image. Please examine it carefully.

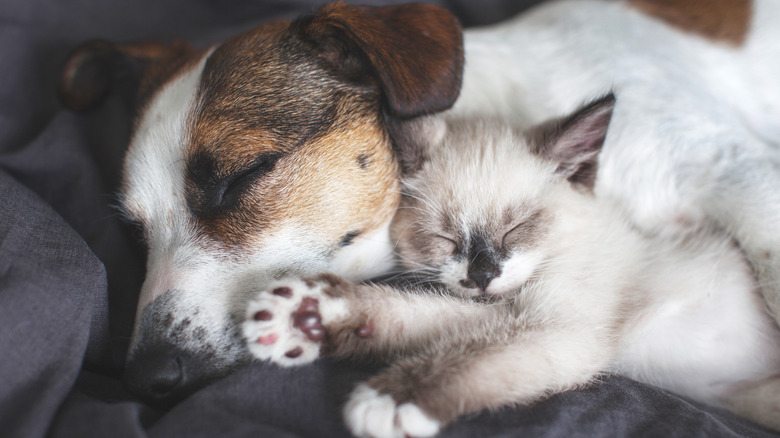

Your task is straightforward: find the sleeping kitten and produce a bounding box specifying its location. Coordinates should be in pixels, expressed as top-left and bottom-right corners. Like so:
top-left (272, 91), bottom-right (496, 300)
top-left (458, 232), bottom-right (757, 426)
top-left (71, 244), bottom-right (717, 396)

top-left (242, 95), bottom-right (780, 438)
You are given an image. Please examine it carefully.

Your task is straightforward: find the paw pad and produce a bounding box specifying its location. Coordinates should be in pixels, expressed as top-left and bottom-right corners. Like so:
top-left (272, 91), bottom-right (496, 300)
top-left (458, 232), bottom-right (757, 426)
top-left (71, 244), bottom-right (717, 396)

top-left (242, 277), bottom-right (349, 366)
top-left (253, 310), bottom-right (273, 321)
top-left (272, 286), bottom-right (293, 298)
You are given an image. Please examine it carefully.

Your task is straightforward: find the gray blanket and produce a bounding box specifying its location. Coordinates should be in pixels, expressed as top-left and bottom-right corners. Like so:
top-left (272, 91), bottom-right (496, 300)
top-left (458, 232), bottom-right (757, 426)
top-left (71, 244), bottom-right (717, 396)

top-left (1, 0), bottom-right (777, 437)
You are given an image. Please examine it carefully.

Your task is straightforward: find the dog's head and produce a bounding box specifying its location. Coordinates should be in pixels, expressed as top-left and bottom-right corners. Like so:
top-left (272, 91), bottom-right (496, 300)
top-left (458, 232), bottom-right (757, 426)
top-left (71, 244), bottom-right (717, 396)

top-left (61, 2), bottom-right (463, 404)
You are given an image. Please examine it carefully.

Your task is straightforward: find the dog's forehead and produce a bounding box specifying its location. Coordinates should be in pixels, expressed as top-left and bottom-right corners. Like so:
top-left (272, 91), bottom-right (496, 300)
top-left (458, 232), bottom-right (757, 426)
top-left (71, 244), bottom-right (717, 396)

top-left (188, 23), bottom-right (373, 166)
top-left (195, 22), bottom-right (343, 135)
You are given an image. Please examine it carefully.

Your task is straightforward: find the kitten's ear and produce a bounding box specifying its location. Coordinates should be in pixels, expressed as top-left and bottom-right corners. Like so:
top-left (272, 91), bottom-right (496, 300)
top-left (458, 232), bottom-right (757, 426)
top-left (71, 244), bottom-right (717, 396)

top-left (531, 93), bottom-right (616, 190)
top-left (387, 115), bottom-right (447, 175)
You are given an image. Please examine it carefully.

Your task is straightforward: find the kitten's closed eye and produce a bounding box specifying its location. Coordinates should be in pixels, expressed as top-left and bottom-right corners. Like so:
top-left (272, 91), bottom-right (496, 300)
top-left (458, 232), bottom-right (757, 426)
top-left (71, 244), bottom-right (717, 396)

top-left (502, 210), bottom-right (547, 249)
top-left (434, 234), bottom-right (460, 254)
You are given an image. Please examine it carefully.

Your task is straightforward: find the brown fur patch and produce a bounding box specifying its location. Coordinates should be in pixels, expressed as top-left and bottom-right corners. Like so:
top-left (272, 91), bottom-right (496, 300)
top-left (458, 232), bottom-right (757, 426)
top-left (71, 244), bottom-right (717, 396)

top-left (300, 2), bottom-right (464, 118)
top-left (629, 0), bottom-right (752, 46)
top-left (181, 2), bottom-right (464, 252)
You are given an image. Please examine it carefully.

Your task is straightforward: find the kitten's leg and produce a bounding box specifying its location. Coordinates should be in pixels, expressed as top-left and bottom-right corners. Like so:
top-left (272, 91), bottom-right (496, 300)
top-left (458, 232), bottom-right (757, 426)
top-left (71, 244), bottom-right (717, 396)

top-left (345, 323), bottom-right (614, 438)
top-left (242, 273), bottom-right (495, 366)
top-left (722, 375), bottom-right (780, 432)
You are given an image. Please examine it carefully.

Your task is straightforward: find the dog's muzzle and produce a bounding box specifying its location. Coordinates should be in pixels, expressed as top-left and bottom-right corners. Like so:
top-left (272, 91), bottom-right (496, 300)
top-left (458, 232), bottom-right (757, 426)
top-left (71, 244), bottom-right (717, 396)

top-left (123, 289), bottom-right (249, 406)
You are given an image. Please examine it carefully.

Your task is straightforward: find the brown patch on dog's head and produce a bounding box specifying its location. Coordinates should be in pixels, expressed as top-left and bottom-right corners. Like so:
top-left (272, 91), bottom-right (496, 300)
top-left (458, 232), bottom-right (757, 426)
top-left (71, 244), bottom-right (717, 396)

top-left (182, 3), bottom-right (464, 252)
top-left (60, 39), bottom-right (203, 113)
top-left (629, 0), bottom-right (752, 46)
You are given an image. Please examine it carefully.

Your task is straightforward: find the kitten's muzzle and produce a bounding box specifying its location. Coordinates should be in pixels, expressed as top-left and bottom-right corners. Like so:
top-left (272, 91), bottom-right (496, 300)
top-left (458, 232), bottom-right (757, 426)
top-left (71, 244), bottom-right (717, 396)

top-left (463, 271), bottom-right (498, 292)
top-left (464, 239), bottom-right (502, 294)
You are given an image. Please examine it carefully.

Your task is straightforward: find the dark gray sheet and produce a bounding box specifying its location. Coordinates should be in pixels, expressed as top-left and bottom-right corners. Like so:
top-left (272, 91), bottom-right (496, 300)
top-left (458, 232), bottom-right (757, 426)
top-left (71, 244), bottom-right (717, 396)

top-left (1, 1), bottom-right (778, 437)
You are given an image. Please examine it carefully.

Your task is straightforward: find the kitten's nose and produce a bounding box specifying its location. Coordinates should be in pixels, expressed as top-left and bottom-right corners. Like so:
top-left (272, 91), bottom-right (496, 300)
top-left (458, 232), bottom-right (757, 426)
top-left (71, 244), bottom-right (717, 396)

top-left (468, 271), bottom-right (496, 292)
top-left (466, 235), bottom-right (502, 293)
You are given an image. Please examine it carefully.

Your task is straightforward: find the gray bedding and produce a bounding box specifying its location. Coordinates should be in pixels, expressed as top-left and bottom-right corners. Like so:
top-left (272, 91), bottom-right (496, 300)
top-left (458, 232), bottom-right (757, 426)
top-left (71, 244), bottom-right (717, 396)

top-left (1, 0), bottom-right (778, 437)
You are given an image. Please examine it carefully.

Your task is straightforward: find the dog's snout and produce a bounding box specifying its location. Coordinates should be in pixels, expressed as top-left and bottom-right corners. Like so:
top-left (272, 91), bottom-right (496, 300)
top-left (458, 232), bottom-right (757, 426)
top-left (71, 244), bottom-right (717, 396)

top-left (124, 345), bottom-right (204, 406)
top-left (140, 352), bottom-right (183, 397)
top-left (124, 290), bottom-right (248, 406)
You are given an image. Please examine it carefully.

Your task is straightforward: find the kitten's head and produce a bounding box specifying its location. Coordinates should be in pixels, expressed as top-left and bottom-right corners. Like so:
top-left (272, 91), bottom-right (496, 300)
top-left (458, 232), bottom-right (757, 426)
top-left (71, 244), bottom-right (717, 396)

top-left (391, 95), bottom-right (615, 297)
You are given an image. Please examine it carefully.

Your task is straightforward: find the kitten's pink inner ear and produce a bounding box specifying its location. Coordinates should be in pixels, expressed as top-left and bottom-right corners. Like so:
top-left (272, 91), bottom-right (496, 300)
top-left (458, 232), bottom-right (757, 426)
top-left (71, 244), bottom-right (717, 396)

top-left (536, 94), bottom-right (616, 189)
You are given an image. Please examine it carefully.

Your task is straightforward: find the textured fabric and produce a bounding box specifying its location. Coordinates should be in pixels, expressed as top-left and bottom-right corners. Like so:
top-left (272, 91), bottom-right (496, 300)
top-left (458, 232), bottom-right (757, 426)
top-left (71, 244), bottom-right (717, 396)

top-left (0, 1), bottom-right (778, 437)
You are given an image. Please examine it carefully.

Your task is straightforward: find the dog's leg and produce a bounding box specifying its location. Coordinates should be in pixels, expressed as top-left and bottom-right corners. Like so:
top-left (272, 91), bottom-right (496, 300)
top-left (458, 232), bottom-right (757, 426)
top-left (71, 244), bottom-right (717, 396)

top-left (722, 375), bottom-right (780, 432)
top-left (603, 98), bottom-right (780, 325)
top-left (241, 274), bottom-right (495, 366)
top-left (715, 166), bottom-right (780, 325)
top-left (694, 145), bottom-right (780, 325)
top-left (344, 322), bottom-right (613, 438)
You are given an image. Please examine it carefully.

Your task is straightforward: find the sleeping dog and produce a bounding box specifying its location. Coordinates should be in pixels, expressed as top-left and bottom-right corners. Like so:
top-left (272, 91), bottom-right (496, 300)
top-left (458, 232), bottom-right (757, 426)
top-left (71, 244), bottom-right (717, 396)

top-left (60, 0), bottom-right (780, 406)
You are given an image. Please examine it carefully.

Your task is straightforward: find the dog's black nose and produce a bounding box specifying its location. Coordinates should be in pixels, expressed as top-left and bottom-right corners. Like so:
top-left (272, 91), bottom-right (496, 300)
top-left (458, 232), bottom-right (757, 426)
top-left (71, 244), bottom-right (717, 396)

top-left (123, 346), bottom-right (206, 407)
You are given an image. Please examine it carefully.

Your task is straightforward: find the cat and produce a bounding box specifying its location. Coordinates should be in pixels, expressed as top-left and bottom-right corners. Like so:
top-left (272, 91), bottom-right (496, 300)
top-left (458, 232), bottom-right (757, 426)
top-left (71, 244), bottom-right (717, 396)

top-left (242, 95), bottom-right (780, 438)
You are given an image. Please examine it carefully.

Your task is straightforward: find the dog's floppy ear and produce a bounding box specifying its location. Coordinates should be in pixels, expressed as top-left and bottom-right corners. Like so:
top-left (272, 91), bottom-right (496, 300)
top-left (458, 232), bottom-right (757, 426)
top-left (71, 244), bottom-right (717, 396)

top-left (531, 93), bottom-right (616, 190)
top-left (296, 2), bottom-right (464, 119)
top-left (60, 39), bottom-right (198, 112)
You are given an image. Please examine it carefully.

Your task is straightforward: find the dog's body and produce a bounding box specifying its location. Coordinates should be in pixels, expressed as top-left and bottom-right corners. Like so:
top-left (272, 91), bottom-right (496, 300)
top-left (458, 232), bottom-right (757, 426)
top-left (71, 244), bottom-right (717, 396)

top-left (60, 0), bottom-right (780, 408)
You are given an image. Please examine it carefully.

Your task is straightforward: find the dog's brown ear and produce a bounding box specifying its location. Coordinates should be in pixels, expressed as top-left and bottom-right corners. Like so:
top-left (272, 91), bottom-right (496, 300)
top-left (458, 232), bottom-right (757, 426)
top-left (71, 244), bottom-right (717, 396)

top-left (531, 93), bottom-right (616, 190)
top-left (60, 39), bottom-right (198, 112)
top-left (297, 2), bottom-right (464, 119)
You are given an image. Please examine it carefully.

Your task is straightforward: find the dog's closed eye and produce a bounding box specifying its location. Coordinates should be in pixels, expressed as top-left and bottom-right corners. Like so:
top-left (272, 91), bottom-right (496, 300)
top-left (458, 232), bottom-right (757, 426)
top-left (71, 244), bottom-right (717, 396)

top-left (188, 151), bottom-right (283, 216)
top-left (213, 153), bottom-right (282, 210)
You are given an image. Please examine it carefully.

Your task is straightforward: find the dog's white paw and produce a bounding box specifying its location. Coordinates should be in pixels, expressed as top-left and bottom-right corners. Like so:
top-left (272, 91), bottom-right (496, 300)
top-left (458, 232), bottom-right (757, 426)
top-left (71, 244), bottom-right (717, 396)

top-left (344, 384), bottom-right (441, 438)
top-left (242, 277), bottom-right (349, 366)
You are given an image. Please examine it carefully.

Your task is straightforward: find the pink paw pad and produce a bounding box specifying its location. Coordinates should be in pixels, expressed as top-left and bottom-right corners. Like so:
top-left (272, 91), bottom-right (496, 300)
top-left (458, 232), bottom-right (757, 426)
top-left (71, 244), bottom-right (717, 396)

top-left (355, 320), bottom-right (374, 338)
top-left (272, 287), bottom-right (293, 298)
top-left (285, 347), bottom-right (304, 358)
top-left (243, 277), bottom-right (350, 366)
top-left (293, 297), bottom-right (326, 341)
top-left (253, 310), bottom-right (273, 321)
top-left (258, 333), bottom-right (278, 345)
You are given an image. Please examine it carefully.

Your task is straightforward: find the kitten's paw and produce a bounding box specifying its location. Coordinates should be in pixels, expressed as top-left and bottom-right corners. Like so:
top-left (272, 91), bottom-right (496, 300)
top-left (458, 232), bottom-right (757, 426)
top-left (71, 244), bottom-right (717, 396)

top-left (345, 384), bottom-right (441, 438)
top-left (242, 276), bottom-right (349, 366)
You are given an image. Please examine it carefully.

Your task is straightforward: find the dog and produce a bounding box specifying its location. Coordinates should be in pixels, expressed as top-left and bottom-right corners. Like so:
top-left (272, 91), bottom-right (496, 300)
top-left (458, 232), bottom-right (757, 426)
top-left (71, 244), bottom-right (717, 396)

top-left (59, 0), bottom-right (780, 407)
